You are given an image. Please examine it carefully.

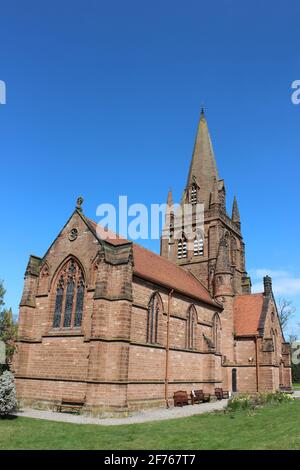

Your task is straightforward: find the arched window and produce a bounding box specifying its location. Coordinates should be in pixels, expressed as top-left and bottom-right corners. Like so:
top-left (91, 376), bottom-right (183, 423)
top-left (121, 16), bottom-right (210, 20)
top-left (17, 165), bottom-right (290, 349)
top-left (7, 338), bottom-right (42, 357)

top-left (194, 235), bottom-right (204, 256)
top-left (231, 236), bottom-right (237, 265)
top-left (178, 236), bottom-right (187, 259)
top-left (186, 305), bottom-right (197, 349)
top-left (169, 213), bottom-right (174, 241)
top-left (52, 258), bottom-right (85, 329)
top-left (271, 312), bottom-right (275, 322)
top-left (213, 313), bottom-right (221, 353)
top-left (189, 184), bottom-right (197, 204)
top-left (272, 329), bottom-right (278, 362)
top-left (147, 293), bottom-right (162, 344)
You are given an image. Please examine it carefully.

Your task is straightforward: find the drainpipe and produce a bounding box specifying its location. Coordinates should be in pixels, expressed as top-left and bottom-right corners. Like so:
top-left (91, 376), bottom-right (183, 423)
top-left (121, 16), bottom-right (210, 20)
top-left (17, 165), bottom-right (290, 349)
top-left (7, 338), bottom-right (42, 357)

top-left (255, 336), bottom-right (259, 392)
top-left (165, 289), bottom-right (174, 408)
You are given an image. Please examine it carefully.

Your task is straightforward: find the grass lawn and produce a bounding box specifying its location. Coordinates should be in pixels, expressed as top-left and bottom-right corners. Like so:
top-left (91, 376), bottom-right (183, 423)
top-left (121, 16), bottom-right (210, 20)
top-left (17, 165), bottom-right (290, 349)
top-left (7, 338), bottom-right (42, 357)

top-left (0, 401), bottom-right (300, 450)
top-left (293, 383), bottom-right (300, 390)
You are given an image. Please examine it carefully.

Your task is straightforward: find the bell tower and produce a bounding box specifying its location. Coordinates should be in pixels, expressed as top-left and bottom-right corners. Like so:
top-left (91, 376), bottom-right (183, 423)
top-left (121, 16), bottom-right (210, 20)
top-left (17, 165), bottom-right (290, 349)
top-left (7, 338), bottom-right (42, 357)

top-left (160, 109), bottom-right (251, 296)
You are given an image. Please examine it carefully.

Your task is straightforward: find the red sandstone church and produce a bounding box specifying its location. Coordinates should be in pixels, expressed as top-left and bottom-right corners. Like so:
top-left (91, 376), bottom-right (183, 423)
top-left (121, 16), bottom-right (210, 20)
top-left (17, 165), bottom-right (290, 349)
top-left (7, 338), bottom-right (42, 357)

top-left (14, 111), bottom-right (291, 413)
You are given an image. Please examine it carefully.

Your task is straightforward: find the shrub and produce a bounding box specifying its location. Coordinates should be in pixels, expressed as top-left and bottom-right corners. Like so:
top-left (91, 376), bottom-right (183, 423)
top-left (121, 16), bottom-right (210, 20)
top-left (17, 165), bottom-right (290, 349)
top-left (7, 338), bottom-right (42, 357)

top-left (0, 371), bottom-right (17, 416)
top-left (272, 391), bottom-right (294, 403)
top-left (227, 394), bottom-right (254, 412)
top-left (227, 391), bottom-right (294, 412)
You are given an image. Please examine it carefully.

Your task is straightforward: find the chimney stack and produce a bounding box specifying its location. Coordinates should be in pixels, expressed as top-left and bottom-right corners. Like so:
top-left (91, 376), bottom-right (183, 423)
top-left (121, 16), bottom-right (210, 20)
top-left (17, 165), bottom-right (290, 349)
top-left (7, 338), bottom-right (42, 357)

top-left (263, 275), bottom-right (272, 296)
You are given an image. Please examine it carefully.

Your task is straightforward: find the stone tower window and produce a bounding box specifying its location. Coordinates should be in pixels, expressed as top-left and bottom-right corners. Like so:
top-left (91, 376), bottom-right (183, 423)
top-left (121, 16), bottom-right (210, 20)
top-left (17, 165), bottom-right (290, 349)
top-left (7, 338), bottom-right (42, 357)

top-left (194, 237), bottom-right (204, 256)
top-left (186, 305), bottom-right (197, 349)
top-left (53, 258), bottom-right (85, 329)
top-left (189, 184), bottom-right (197, 204)
top-left (178, 237), bottom-right (187, 259)
top-left (147, 292), bottom-right (162, 344)
top-left (169, 213), bottom-right (174, 240)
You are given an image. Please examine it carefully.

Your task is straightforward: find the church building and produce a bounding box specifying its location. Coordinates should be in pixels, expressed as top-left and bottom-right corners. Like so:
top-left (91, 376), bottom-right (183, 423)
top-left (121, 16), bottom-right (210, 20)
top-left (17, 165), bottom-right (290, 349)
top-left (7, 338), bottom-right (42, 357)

top-left (14, 111), bottom-right (291, 413)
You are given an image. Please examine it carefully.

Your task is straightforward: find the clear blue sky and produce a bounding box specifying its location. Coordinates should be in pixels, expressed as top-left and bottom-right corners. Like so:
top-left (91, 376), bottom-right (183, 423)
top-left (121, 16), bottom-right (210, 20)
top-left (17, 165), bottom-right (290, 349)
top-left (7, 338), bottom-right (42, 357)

top-left (1, 1), bottom-right (300, 336)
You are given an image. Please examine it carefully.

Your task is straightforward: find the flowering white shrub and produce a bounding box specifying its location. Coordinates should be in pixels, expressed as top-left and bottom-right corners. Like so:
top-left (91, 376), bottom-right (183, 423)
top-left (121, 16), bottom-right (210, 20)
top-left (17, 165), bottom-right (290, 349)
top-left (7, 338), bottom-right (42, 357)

top-left (227, 391), bottom-right (294, 412)
top-left (0, 371), bottom-right (17, 416)
top-left (227, 394), bottom-right (253, 411)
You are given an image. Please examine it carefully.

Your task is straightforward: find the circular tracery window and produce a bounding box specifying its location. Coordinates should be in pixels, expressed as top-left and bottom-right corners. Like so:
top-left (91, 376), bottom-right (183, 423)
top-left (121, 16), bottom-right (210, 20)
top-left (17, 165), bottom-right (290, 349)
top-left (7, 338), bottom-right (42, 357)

top-left (69, 228), bottom-right (78, 241)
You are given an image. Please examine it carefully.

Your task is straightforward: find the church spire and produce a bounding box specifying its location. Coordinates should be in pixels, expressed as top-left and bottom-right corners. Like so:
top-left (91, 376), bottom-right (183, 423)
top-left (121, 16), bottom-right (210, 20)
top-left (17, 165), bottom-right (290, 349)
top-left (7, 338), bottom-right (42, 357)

top-left (231, 196), bottom-right (241, 227)
top-left (160, 188), bottom-right (175, 258)
top-left (167, 188), bottom-right (173, 207)
top-left (186, 109), bottom-right (219, 209)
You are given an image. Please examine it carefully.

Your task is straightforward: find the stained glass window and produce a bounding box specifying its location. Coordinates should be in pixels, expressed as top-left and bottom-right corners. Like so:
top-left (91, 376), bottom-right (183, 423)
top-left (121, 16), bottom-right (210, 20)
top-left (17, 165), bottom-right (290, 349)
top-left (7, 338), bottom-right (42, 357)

top-left (52, 258), bottom-right (85, 329)
top-left (63, 279), bottom-right (74, 327)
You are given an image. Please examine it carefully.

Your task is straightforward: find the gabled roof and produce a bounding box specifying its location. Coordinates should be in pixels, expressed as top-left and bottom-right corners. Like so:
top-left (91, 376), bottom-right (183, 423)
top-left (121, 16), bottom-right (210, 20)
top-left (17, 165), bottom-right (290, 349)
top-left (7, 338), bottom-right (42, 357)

top-left (85, 217), bottom-right (219, 307)
top-left (133, 243), bottom-right (218, 306)
top-left (233, 293), bottom-right (264, 336)
top-left (85, 217), bottom-right (129, 246)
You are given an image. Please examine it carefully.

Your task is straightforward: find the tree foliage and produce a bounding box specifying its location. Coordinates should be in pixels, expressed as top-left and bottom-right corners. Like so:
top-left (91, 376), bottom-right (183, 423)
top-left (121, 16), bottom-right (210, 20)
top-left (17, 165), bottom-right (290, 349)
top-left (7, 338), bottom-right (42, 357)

top-left (0, 280), bottom-right (5, 310)
top-left (0, 371), bottom-right (17, 416)
top-left (0, 309), bottom-right (18, 366)
top-left (278, 298), bottom-right (296, 332)
top-left (0, 280), bottom-right (18, 371)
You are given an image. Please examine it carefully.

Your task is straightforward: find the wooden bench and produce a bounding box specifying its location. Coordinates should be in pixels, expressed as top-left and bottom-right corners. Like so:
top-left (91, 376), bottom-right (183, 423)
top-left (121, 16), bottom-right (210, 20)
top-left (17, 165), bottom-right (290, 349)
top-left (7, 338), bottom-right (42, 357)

top-left (190, 390), bottom-right (210, 405)
top-left (173, 390), bottom-right (189, 407)
top-left (279, 386), bottom-right (293, 395)
top-left (54, 397), bottom-right (85, 413)
top-left (215, 388), bottom-right (229, 400)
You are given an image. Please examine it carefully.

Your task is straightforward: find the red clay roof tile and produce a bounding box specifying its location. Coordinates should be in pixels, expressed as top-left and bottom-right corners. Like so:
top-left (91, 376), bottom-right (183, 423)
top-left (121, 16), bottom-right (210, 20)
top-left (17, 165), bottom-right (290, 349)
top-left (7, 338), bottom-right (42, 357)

top-left (86, 217), bottom-right (218, 306)
top-left (234, 293), bottom-right (264, 336)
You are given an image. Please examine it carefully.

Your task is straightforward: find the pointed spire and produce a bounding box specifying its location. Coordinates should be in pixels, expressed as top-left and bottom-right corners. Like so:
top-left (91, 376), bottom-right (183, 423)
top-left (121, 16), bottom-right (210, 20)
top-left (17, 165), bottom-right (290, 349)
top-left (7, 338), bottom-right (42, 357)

top-left (232, 196), bottom-right (240, 226)
top-left (162, 188), bottom-right (174, 235)
top-left (215, 237), bottom-right (232, 274)
top-left (186, 109), bottom-right (219, 210)
top-left (167, 188), bottom-right (173, 207)
top-left (161, 189), bottom-right (175, 257)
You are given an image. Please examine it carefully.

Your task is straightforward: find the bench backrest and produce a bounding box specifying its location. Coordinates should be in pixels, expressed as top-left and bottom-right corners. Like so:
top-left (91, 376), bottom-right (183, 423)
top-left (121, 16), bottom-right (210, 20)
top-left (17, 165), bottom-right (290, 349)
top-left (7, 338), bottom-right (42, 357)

top-left (192, 389), bottom-right (204, 398)
top-left (61, 398), bottom-right (85, 405)
top-left (174, 390), bottom-right (188, 399)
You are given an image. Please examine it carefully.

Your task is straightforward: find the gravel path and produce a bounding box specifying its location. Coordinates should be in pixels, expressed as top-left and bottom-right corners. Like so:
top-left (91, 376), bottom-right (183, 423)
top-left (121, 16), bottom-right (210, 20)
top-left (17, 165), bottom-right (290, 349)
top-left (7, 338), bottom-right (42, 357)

top-left (14, 399), bottom-right (228, 426)
top-left (14, 392), bottom-right (299, 426)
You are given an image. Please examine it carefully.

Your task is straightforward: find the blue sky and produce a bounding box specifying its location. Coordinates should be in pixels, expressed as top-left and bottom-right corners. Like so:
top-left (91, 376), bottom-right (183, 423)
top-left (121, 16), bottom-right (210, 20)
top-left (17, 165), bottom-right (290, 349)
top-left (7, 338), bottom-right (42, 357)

top-left (1, 0), bottom-right (300, 336)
